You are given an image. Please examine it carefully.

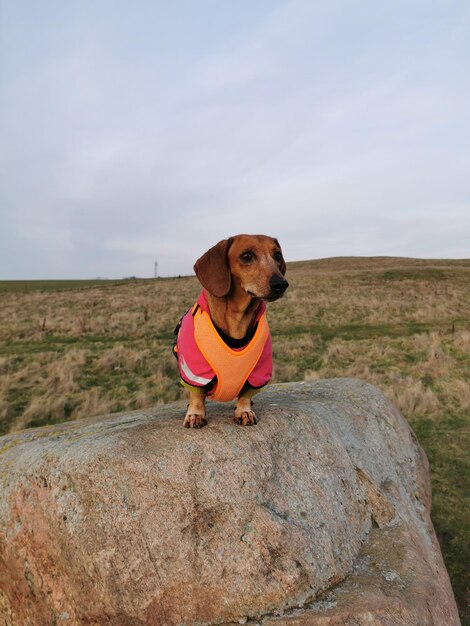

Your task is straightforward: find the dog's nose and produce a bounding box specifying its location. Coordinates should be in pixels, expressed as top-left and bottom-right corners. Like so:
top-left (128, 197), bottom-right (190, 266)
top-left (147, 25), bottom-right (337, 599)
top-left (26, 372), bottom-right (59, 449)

top-left (269, 275), bottom-right (289, 295)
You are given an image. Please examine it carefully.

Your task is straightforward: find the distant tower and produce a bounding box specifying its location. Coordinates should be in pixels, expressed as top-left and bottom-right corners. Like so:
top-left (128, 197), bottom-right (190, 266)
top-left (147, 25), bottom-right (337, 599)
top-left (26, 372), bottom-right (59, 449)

top-left (154, 261), bottom-right (158, 278)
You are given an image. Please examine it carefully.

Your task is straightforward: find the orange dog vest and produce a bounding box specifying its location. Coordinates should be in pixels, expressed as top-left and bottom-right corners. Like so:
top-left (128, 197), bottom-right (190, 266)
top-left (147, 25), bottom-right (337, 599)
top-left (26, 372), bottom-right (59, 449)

top-left (192, 306), bottom-right (270, 402)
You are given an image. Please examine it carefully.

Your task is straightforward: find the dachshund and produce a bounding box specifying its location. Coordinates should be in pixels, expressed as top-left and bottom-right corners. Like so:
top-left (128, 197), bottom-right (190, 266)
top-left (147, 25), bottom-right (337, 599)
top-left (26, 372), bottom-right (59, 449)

top-left (173, 234), bottom-right (288, 428)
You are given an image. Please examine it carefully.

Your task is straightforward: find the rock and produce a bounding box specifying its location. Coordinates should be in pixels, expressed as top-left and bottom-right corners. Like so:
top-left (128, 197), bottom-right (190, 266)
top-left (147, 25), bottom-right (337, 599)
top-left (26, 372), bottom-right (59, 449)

top-left (0, 379), bottom-right (460, 625)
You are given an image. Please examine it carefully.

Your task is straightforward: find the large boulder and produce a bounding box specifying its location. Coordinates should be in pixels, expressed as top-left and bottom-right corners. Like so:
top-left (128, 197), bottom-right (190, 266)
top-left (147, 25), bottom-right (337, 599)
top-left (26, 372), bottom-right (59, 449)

top-left (0, 379), bottom-right (460, 625)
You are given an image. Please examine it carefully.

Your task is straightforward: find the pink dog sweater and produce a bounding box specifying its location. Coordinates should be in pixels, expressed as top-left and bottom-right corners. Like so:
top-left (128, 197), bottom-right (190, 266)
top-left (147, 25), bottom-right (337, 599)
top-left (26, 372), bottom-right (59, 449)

top-left (174, 291), bottom-right (272, 401)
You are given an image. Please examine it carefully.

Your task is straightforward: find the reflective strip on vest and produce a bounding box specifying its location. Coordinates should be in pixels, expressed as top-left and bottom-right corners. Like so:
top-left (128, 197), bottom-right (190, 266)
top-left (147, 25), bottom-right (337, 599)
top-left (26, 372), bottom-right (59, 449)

top-left (193, 309), bottom-right (270, 402)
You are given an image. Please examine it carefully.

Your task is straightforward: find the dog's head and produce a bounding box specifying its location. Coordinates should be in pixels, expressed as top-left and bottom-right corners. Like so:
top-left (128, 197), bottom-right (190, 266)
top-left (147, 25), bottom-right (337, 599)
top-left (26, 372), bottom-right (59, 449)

top-left (194, 234), bottom-right (288, 300)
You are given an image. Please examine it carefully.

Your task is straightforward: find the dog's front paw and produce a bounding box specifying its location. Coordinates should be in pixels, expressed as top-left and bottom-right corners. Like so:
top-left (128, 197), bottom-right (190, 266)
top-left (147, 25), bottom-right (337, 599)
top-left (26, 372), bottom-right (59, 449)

top-left (234, 409), bottom-right (257, 426)
top-left (234, 399), bottom-right (257, 426)
top-left (184, 412), bottom-right (208, 428)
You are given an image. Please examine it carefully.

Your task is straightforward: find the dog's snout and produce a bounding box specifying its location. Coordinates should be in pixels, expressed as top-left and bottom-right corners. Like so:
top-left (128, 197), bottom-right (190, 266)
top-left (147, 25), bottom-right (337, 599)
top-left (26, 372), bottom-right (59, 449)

top-left (269, 275), bottom-right (289, 296)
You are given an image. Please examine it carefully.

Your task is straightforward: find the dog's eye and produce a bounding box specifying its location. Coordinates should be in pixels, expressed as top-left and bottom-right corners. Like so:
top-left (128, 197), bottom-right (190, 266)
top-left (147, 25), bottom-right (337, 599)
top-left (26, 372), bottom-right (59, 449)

top-left (240, 251), bottom-right (254, 263)
top-left (273, 252), bottom-right (283, 264)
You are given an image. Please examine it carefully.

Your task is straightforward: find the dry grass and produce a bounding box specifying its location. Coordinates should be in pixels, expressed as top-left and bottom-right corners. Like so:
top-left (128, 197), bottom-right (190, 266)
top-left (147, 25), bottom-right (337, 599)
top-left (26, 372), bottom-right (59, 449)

top-left (1, 257), bottom-right (469, 620)
top-left (0, 276), bottom-right (198, 432)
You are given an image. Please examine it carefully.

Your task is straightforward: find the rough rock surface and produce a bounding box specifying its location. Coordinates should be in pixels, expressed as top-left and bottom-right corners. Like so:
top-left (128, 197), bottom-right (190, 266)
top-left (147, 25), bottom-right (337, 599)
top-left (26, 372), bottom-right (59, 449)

top-left (0, 379), bottom-right (460, 626)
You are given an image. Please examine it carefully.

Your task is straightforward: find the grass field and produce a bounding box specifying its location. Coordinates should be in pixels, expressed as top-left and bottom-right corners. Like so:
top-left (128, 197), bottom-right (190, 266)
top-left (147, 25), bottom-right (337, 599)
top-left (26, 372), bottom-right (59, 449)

top-left (1, 256), bottom-right (469, 621)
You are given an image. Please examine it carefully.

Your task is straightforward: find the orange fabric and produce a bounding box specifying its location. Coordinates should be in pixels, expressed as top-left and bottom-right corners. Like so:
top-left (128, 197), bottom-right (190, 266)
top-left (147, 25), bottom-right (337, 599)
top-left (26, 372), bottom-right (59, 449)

top-left (193, 308), bottom-right (270, 402)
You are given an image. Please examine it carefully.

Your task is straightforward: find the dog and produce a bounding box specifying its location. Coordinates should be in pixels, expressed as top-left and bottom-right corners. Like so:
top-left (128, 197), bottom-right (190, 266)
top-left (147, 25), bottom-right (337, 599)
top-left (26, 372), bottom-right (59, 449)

top-left (173, 234), bottom-right (288, 428)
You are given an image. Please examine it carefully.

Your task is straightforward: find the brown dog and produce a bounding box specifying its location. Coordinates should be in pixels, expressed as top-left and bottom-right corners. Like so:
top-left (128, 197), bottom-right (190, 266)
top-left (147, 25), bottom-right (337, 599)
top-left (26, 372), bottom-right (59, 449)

top-left (173, 235), bottom-right (288, 428)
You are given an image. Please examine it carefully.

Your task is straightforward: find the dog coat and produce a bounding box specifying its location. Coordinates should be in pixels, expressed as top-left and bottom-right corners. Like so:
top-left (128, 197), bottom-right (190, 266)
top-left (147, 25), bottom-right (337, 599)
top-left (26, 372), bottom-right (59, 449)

top-left (174, 291), bottom-right (272, 401)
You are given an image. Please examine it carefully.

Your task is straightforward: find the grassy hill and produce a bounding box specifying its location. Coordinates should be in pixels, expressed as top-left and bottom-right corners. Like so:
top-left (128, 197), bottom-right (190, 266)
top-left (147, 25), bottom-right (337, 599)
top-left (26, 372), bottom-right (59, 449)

top-left (1, 256), bottom-right (469, 621)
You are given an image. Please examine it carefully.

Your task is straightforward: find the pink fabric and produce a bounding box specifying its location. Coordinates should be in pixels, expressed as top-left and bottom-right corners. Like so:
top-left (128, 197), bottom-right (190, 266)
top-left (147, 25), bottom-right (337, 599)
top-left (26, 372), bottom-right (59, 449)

top-left (176, 291), bottom-right (272, 393)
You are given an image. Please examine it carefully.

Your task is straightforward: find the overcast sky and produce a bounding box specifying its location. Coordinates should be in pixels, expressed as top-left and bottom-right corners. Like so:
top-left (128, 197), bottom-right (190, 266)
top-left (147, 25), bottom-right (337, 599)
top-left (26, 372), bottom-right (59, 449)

top-left (1, 0), bottom-right (469, 279)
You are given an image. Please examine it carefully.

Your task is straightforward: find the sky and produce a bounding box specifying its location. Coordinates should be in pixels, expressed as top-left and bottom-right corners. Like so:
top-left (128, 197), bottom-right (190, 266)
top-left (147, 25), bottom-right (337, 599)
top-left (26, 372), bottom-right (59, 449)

top-left (1, 0), bottom-right (469, 279)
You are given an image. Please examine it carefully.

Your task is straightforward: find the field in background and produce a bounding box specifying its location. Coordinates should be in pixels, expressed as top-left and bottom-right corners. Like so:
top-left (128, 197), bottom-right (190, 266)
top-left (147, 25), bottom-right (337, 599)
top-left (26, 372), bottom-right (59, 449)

top-left (1, 257), bottom-right (469, 620)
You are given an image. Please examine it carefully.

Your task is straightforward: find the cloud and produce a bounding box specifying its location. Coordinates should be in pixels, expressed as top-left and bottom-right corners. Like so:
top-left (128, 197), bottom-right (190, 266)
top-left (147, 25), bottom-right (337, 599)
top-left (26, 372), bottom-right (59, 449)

top-left (1, 0), bottom-right (469, 278)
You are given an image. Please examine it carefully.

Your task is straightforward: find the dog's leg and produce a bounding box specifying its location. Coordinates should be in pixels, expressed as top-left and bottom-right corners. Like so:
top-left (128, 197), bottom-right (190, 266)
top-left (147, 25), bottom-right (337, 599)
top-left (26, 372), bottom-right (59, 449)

top-left (234, 395), bottom-right (257, 426)
top-left (184, 388), bottom-right (207, 428)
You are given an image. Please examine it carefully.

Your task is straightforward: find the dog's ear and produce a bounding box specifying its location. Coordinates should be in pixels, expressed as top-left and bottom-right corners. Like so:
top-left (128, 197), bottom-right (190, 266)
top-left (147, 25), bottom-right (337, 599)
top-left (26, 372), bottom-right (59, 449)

top-left (274, 238), bottom-right (287, 276)
top-left (193, 238), bottom-right (233, 297)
